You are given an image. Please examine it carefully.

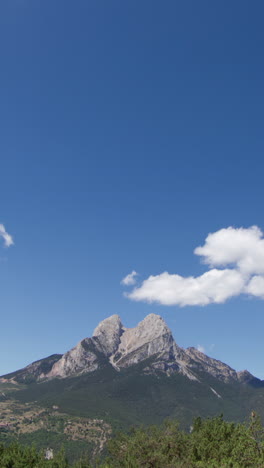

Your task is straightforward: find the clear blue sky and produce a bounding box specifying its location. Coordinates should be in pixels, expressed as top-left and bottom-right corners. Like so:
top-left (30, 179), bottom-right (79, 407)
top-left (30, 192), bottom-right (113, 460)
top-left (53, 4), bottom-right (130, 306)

top-left (1, 0), bottom-right (264, 378)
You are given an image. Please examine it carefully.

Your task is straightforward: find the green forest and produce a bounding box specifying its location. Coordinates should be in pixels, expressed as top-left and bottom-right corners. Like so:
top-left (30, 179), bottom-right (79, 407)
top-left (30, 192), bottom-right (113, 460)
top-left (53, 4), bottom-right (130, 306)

top-left (0, 413), bottom-right (264, 467)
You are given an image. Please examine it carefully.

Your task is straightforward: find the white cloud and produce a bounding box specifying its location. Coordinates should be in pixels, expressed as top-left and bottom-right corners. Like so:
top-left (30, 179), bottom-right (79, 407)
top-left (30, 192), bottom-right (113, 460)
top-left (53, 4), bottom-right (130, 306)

top-left (124, 226), bottom-right (264, 307)
top-left (0, 224), bottom-right (14, 248)
top-left (127, 269), bottom-right (245, 306)
top-left (246, 275), bottom-right (264, 298)
top-left (197, 344), bottom-right (205, 353)
top-left (121, 270), bottom-right (138, 286)
top-left (194, 226), bottom-right (264, 275)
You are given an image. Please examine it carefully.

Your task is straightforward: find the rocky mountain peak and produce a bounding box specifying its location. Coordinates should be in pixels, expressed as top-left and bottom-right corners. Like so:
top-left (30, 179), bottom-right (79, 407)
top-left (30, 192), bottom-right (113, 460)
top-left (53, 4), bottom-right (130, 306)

top-left (3, 313), bottom-right (261, 389)
top-left (138, 313), bottom-right (170, 331)
top-left (92, 314), bottom-right (124, 356)
top-left (93, 314), bottom-right (122, 336)
top-left (128, 313), bottom-right (171, 342)
top-left (111, 313), bottom-right (176, 370)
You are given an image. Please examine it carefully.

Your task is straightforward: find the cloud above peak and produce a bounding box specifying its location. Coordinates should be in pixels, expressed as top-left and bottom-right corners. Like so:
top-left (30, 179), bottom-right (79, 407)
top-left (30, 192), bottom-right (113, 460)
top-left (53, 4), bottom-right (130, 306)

top-left (121, 270), bottom-right (138, 286)
top-left (123, 226), bottom-right (264, 307)
top-left (0, 224), bottom-right (14, 248)
top-left (195, 226), bottom-right (264, 275)
top-left (127, 269), bottom-right (244, 307)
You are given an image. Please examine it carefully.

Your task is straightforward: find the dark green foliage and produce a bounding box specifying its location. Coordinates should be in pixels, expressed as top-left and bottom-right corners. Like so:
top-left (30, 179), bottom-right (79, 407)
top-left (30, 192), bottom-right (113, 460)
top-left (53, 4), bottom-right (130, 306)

top-left (190, 414), bottom-right (264, 467)
top-left (0, 444), bottom-right (93, 468)
top-left (0, 443), bottom-right (68, 468)
top-left (16, 429), bottom-right (93, 464)
top-left (1, 414), bottom-right (264, 466)
top-left (105, 414), bottom-right (264, 467)
top-left (106, 421), bottom-right (191, 467)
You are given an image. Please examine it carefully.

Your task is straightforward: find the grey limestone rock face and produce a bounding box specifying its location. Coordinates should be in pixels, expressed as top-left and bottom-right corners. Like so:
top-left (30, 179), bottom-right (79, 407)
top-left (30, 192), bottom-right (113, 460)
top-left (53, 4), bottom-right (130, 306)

top-left (45, 339), bottom-right (99, 379)
top-left (44, 313), bottom-right (200, 381)
top-left (185, 347), bottom-right (238, 383)
top-left (45, 315), bottom-right (125, 379)
top-left (112, 314), bottom-right (174, 367)
top-left (92, 314), bottom-right (124, 356)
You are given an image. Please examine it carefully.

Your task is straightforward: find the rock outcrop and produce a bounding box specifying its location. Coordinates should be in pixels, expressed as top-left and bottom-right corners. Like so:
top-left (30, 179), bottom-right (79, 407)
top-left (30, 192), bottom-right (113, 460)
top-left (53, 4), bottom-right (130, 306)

top-left (45, 339), bottom-right (100, 379)
top-left (185, 347), bottom-right (238, 383)
top-left (93, 315), bottom-right (124, 356)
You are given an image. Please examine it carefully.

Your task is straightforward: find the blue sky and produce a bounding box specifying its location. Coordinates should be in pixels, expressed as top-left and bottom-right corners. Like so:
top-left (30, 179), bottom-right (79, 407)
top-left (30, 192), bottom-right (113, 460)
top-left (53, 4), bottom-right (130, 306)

top-left (1, 0), bottom-right (264, 378)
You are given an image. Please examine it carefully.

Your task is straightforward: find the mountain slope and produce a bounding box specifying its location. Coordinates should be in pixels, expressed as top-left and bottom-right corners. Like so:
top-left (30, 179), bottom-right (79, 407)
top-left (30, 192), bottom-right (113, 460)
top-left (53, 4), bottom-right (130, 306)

top-left (8, 359), bottom-right (264, 431)
top-left (1, 313), bottom-right (264, 462)
top-left (1, 354), bottom-right (62, 384)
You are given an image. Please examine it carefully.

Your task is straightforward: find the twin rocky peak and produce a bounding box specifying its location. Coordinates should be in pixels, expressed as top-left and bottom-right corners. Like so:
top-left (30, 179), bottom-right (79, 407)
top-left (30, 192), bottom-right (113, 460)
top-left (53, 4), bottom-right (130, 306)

top-left (2, 314), bottom-right (260, 386)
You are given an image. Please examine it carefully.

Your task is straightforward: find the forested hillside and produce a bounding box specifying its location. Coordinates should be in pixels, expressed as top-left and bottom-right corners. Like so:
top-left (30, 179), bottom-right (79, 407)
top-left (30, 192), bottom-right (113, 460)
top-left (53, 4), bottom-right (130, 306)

top-left (0, 413), bottom-right (263, 467)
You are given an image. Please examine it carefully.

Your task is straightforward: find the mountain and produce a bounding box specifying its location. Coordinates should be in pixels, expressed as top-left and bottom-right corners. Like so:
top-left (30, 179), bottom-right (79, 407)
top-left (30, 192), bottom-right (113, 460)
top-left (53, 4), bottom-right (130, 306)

top-left (1, 313), bottom-right (260, 386)
top-left (1, 313), bottom-right (264, 462)
top-left (1, 354), bottom-right (62, 384)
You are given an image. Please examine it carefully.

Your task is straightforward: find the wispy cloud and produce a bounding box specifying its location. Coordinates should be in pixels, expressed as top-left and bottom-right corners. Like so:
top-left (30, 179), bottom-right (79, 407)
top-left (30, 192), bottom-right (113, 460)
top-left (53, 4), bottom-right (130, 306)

top-left (121, 270), bottom-right (138, 286)
top-left (0, 224), bottom-right (14, 248)
top-left (197, 344), bottom-right (205, 353)
top-left (123, 226), bottom-right (264, 307)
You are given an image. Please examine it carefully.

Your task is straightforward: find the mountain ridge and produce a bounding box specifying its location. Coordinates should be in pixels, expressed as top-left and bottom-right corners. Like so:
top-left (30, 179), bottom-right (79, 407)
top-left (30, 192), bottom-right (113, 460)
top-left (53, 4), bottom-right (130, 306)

top-left (1, 313), bottom-right (261, 388)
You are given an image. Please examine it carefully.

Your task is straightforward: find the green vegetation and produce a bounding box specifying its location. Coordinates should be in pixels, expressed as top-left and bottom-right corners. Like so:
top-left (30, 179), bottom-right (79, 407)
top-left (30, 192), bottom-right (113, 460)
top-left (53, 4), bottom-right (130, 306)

top-left (0, 413), bottom-right (264, 467)
top-left (0, 443), bottom-right (91, 468)
top-left (10, 363), bottom-right (264, 430)
top-left (0, 399), bottom-right (110, 463)
top-left (104, 413), bottom-right (264, 467)
top-left (3, 363), bottom-right (264, 464)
